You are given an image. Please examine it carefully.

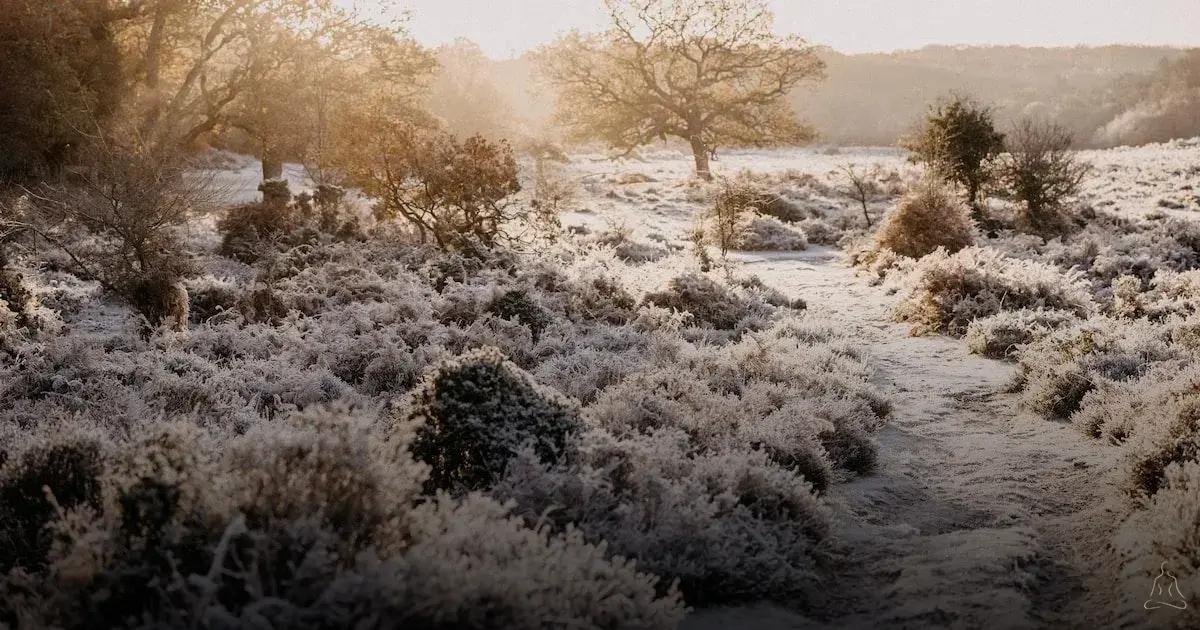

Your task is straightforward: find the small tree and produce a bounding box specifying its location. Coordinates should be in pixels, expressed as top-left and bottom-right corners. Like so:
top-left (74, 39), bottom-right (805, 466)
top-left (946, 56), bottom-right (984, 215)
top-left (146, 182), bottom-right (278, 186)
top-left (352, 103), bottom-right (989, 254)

top-left (902, 94), bottom-right (1005, 213)
top-left (352, 124), bottom-right (522, 251)
top-left (995, 119), bottom-right (1090, 233)
top-left (5, 142), bottom-right (215, 329)
top-left (709, 179), bottom-right (765, 261)
top-left (535, 0), bottom-right (824, 180)
top-left (837, 163), bottom-right (884, 227)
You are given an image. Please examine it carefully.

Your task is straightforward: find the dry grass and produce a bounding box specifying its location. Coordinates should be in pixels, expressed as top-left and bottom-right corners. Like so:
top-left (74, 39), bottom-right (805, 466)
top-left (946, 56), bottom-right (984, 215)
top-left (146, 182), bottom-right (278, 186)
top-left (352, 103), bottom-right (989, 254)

top-left (873, 180), bottom-right (975, 259)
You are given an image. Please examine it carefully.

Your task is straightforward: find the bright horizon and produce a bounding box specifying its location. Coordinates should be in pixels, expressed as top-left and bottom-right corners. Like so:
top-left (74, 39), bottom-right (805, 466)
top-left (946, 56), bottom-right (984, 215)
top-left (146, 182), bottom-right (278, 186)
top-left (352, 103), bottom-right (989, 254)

top-left (356, 0), bottom-right (1200, 59)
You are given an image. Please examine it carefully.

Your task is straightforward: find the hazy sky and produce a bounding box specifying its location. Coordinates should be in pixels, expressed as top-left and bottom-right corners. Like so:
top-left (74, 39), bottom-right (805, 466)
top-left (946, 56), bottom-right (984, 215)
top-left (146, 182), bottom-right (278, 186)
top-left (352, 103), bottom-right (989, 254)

top-left (365, 0), bottom-right (1200, 58)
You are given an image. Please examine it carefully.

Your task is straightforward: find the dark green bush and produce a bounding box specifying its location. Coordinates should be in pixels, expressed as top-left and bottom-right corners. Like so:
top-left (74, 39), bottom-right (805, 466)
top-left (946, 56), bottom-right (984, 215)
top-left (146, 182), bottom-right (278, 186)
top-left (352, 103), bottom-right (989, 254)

top-left (488, 289), bottom-right (553, 340)
top-left (408, 347), bottom-right (582, 493)
top-left (0, 437), bottom-right (103, 572)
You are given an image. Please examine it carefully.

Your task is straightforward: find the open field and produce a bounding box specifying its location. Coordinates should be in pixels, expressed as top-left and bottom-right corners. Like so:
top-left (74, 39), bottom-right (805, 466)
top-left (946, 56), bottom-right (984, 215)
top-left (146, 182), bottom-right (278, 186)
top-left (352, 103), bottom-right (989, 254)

top-left (3, 138), bottom-right (1199, 627)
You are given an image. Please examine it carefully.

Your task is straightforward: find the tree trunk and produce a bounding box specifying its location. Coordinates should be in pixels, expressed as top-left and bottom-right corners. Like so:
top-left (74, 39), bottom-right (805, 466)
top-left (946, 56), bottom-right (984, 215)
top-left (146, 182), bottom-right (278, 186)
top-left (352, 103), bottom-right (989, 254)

top-left (262, 141), bottom-right (283, 181)
top-left (262, 160), bottom-right (283, 181)
top-left (690, 138), bottom-right (712, 181)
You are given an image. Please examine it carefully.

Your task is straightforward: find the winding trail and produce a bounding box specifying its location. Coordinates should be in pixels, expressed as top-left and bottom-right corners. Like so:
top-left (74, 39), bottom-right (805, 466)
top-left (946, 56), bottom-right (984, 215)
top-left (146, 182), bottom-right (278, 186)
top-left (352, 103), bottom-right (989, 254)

top-left (686, 248), bottom-right (1126, 629)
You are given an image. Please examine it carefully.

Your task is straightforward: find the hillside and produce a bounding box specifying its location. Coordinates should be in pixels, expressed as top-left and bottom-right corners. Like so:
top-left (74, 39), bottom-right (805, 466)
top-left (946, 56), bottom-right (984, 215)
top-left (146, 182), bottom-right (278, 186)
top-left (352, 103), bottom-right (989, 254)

top-left (486, 44), bottom-right (1192, 148)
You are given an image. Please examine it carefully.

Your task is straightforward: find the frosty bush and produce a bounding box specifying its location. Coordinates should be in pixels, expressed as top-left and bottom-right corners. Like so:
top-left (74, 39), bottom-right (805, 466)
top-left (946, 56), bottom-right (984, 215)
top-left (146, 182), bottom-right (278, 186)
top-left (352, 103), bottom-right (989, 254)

top-left (1127, 395), bottom-right (1200, 499)
top-left (487, 289), bottom-right (553, 340)
top-left (736, 274), bottom-right (806, 311)
top-left (642, 272), bottom-right (761, 331)
top-left (0, 434), bottom-right (103, 573)
top-left (873, 179), bottom-right (975, 259)
top-left (795, 217), bottom-right (842, 246)
top-left (993, 119), bottom-right (1089, 234)
top-left (894, 246), bottom-right (1093, 336)
top-left (580, 321), bottom-right (887, 493)
top-left (218, 179), bottom-right (299, 261)
top-left (496, 428), bottom-right (831, 602)
top-left (8, 146), bottom-right (212, 328)
top-left (126, 267), bottom-right (190, 332)
top-left (588, 225), bottom-right (668, 263)
top-left (184, 275), bottom-right (241, 323)
top-left (730, 212), bottom-right (808, 251)
top-left (964, 308), bottom-right (1078, 359)
top-left (0, 407), bottom-right (683, 629)
top-left (994, 214), bottom-right (1200, 291)
top-left (562, 270), bottom-right (638, 324)
top-left (1014, 317), bottom-right (1179, 421)
top-left (0, 258), bottom-right (37, 332)
top-left (407, 347), bottom-right (583, 493)
top-left (1113, 270), bottom-right (1200, 321)
top-left (1121, 461), bottom-right (1200, 624)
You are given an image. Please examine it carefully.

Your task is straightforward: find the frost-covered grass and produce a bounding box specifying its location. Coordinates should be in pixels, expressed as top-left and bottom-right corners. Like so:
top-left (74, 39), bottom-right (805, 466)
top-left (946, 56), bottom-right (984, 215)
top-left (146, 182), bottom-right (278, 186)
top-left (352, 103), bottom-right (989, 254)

top-left (6, 138), bottom-right (1200, 623)
top-left (892, 247), bottom-right (1094, 337)
top-left (964, 308), bottom-right (1079, 359)
top-left (0, 168), bottom-right (892, 622)
top-left (730, 212), bottom-right (808, 251)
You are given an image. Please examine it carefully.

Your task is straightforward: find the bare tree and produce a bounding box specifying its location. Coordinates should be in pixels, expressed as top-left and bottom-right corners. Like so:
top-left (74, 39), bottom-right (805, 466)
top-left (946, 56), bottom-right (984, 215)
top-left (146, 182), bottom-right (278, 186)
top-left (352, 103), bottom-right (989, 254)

top-left (995, 119), bottom-right (1090, 232)
top-left (535, 0), bottom-right (824, 180)
top-left (837, 163), bottom-right (883, 227)
top-left (4, 140), bottom-right (221, 329)
top-left (111, 0), bottom-right (431, 178)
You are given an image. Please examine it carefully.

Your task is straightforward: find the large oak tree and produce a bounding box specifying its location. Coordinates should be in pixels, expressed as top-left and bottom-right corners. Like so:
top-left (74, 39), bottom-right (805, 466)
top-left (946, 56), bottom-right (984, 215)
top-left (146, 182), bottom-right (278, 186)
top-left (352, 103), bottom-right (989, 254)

top-left (535, 0), bottom-right (824, 179)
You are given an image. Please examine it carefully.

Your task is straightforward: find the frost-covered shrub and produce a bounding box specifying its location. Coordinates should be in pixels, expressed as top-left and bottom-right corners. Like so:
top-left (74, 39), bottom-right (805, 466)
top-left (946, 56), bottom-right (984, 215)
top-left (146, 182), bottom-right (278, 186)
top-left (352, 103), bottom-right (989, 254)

top-left (1015, 317), bottom-right (1180, 420)
top-left (1127, 398), bottom-right (1200, 499)
top-left (643, 272), bottom-right (759, 331)
top-left (218, 180), bottom-right (299, 262)
top-left (225, 407), bottom-right (425, 543)
top-left (1119, 460), bottom-right (1200, 628)
top-left (795, 217), bottom-right (841, 246)
top-left (580, 322), bottom-right (887, 493)
top-left (873, 180), bottom-right (975, 259)
top-left (0, 434), bottom-right (103, 573)
top-left (0, 407), bottom-right (683, 629)
top-left (407, 347), bottom-right (583, 493)
top-left (736, 275), bottom-right (805, 310)
top-left (755, 193), bottom-right (808, 223)
top-left (998, 214), bottom-right (1200, 291)
top-left (126, 268), bottom-right (189, 332)
top-left (965, 308), bottom-right (1078, 359)
top-left (1112, 269), bottom-right (1200, 321)
top-left (496, 428), bottom-right (831, 602)
top-left (588, 226), bottom-right (668, 263)
top-left (1109, 274), bottom-right (1148, 319)
top-left (894, 246), bottom-right (1094, 336)
top-left (730, 212), bottom-right (808, 251)
top-left (993, 119), bottom-right (1089, 234)
top-left (362, 130), bottom-right (522, 252)
top-left (563, 271), bottom-right (638, 324)
top-left (184, 275), bottom-right (241, 324)
top-left (487, 289), bottom-right (553, 341)
top-left (0, 262), bottom-right (37, 332)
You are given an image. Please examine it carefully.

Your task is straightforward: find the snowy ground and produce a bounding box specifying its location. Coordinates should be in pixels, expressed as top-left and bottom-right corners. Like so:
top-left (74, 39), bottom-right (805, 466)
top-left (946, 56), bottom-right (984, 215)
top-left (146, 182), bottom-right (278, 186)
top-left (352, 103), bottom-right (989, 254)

top-left (687, 248), bottom-right (1126, 628)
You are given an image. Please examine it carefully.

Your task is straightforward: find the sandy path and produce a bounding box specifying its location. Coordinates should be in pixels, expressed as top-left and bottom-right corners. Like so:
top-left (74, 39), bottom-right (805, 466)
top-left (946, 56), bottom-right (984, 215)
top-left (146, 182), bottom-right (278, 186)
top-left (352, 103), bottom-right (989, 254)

top-left (686, 248), bottom-right (1124, 629)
